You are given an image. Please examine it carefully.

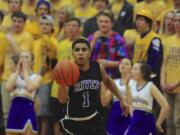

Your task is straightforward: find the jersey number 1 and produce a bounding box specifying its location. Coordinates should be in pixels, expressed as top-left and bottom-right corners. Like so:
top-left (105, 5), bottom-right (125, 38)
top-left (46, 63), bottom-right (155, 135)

top-left (83, 91), bottom-right (90, 108)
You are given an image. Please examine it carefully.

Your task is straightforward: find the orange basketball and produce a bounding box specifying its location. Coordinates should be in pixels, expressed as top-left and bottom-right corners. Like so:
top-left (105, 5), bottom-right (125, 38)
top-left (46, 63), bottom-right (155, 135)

top-left (52, 61), bottom-right (80, 86)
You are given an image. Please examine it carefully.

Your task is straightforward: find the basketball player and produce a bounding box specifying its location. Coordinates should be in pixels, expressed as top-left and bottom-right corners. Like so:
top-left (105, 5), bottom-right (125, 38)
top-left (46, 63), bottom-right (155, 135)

top-left (5, 51), bottom-right (42, 135)
top-left (101, 58), bottom-right (132, 135)
top-left (125, 62), bottom-right (169, 135)
top-left (58, 38), bottom-right (129, 135)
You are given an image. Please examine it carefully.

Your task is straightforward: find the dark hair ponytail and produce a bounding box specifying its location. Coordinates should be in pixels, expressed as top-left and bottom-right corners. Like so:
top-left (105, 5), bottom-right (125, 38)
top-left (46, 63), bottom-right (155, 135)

top-left (138, 61), bottom-right (152, 81)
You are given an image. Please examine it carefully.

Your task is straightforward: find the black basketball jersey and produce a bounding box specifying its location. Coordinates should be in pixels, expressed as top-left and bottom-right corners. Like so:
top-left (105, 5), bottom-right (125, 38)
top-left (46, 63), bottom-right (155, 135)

top-left (67, 61), bottom-right (102, 118)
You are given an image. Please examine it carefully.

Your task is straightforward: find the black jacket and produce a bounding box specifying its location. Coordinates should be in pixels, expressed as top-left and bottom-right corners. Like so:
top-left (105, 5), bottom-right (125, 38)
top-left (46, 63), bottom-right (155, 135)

top-left (113, 1), bottom-right (134, 35)
top-left (83, 1), bottom-right (134, 37)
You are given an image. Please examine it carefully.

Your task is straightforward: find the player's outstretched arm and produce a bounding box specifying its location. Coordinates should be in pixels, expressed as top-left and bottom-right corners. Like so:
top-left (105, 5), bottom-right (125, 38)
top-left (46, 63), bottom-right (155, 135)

top-left (100, 82), bottom-right (113, 107)
top-left (100, 64), bottom-right (129, 116)
top-left (150, 83), bottom-right (169, 133)
top-left (57, 85), bottom-right (69, 104)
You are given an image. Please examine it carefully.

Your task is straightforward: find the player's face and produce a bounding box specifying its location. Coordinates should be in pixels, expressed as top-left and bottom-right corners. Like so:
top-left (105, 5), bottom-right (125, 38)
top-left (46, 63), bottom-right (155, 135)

top-left (131, 63), bottom-right (142, 81)
top-left (37, 4), bottom-right (49, 16)
top-left (174, 14), bottom-right (180, 33)
top-left (40, 20), bottom-right (53, 34)
top-left (12, 17), bottom-right (25, 33)
top-left (72, 43), bottom-right (90, 65)
top-left (136, 17), bottom-right (149, 33)
top-left (119, 58), bottom-right (132, 74)
top-left (97, 15), bottom-right (113, 34)
top-left (9, 0), bottom-right (21, 12)
top-left (165, 12), bottom-right (175, 32)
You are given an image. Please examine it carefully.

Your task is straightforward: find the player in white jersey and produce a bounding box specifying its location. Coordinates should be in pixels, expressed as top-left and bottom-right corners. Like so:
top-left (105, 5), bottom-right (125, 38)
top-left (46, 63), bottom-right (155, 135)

top-left (125, 62), bottom-right (169, 135)
top-left (5, 51), bottom-right (42, 135)
top-left (101, 58), bottom-right (132, 135)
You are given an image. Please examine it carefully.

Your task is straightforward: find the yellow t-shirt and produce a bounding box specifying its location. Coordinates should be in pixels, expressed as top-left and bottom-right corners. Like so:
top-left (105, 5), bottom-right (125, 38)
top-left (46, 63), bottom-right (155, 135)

top-left (123, 29), bottom-right (140, 46)
top-left (51, 0), bottom-right (73, 11)
top-left (1, 31), bottom-right (33, 80)
top-left (22, 0), bottom-right (37, 17)
top-left (75, 6), bottom-right (97, 23)
top-left (71, 0), bottom-right (78, 8)
top-left (33, 35), bottom-right (57, 84)
top-left (127, 0), bottom-right (137, 6)
top-left (51, 39), bottom-right (74, 98)
top-left (164, 0), bottom-right (173, 10)
top-left (124, 29), bottom-right (140, 59)
top-left (160, 33), bottom-right (174, 48)
top-left (56, 39), bottom-right (74, 62)
top-left (164, 35), bottom-right (180, 93)
top-left (134, 0), bottom-right (166, 20)
top-left (25, 19), bottom-right (41, 40)
top-left (50, 0), bottom-right (74, 18)
top-left (0, 32), bottom-right (5, 82)
top-left (0, 0), bottom-right (8, 14)
top-left (1, 14), bottom-right (12, 33)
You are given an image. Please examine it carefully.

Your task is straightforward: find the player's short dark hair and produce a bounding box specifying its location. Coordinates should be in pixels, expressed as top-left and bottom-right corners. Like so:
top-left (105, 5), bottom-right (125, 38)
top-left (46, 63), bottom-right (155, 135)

top-left (8, 0), bottom-right (23, 6)
top-left (11, 11), bottom-right (27, 22)
top-left (138, 61), bottom-right (152, 81)
top-left (0, 10), bottom-right (4, 21)
top-left (72, 37), bottom-right (90, 50)
top-left (65, 17), bottom-right (81, 27)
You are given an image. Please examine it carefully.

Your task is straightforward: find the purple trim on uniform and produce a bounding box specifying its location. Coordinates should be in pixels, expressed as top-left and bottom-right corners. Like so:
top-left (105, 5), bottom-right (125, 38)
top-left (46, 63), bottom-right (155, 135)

top-left (107, 101), bottom-right (130, 135)
top-left (6, 97), bottom-right (38, 133)
top-left (125, 110), bottom-right (157, 135)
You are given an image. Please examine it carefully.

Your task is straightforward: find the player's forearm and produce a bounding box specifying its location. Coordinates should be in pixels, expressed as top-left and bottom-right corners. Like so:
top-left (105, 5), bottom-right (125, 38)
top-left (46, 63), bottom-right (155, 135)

top-left (156, 106), bottom-right (169, 125)
top-left (57, 86), bottom-right (68, 104)
top-left (100, 83), bottom-right (112, 107)
top-left (5, 72), bottom-right (19, 92)
top-left (105, 77), bottom-right (124, 102)
top-left (98, 60), bottom-right (119, 68)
